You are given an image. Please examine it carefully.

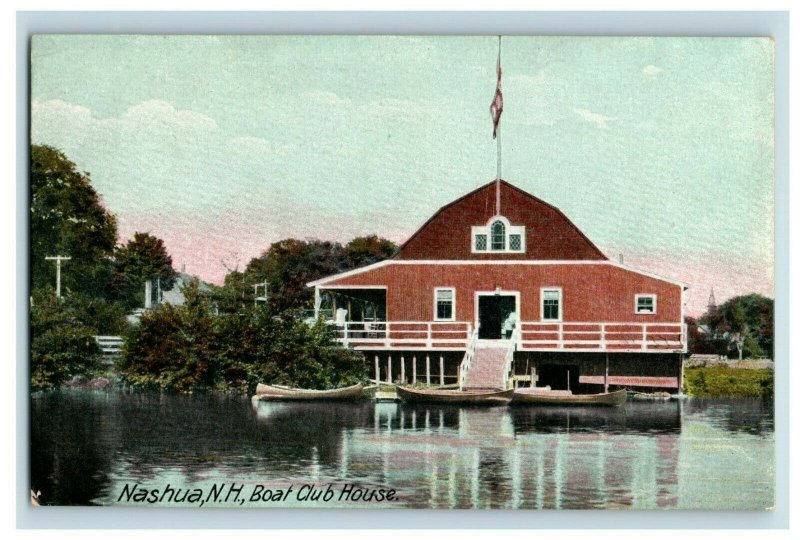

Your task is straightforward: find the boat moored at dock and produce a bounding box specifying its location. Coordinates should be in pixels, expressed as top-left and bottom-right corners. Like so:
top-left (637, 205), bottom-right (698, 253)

top-left (512, 388), bottom-right (628, 407)
top-left (396, 386), bottom-right (514, 406)
top-left (252, 383), bottom-right (365, 401)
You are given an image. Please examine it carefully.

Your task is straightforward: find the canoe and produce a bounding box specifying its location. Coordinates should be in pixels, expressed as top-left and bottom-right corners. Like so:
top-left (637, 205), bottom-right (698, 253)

top-left (512, 388), bottom-right (627, 407)
top-left (396, 386), bottom-right (514, 405)
top-left (253, 383), bottom-right (365, 401)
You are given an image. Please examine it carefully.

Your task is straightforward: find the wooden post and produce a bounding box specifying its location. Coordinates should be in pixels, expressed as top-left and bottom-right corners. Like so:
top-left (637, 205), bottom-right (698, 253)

top-left (426, 354), bottom-right (431, 388)
top-left (440, 355), bottom-right (444, 386)
top-left (374, 355), bottom-right (380, 383)
top-left (412, 355), bottom-right (417, 384)
top-left (400, 356), bottom-right (405, 384)
top-left (604, 353), bottom-right (609, 393)
top-left (388, 355), bottom-right (392, 384)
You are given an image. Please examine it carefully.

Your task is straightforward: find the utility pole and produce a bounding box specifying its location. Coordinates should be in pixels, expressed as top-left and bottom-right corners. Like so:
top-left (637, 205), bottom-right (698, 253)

top-left (45, 255), bottom-right (71, 299)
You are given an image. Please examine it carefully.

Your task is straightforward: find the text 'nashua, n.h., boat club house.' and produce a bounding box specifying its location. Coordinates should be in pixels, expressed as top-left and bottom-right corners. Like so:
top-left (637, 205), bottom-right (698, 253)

top-left (308, 179), bottom-right (688, 395)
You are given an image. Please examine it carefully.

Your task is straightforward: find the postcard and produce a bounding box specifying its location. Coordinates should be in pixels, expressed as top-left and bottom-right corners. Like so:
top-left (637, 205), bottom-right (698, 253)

top-left (29, 35), bottom-right (774, 510)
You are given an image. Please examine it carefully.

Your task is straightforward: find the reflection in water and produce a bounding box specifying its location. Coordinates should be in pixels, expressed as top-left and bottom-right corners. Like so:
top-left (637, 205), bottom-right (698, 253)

top-left (30, 393), bottom-right (774, 509)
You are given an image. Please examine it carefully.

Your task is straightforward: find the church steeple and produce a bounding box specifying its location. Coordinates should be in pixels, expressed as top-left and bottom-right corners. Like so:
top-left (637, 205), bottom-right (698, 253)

top-left (707, 287), bottom-right (717, 313)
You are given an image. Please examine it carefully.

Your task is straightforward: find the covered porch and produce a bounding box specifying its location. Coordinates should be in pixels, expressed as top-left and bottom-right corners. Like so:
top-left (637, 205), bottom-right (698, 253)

top-left (313, 285), bottom-right (472, 351)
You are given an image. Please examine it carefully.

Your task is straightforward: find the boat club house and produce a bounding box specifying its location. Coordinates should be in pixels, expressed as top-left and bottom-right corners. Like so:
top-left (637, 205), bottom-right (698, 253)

top-left (308, 179), bottom-right (687, 394)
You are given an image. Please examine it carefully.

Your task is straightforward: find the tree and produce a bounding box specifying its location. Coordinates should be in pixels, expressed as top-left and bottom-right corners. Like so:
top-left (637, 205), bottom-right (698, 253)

top-left (110, 232), bottom-right (178, 310)
top-left (31, 145), bottom-right (118, 298)
top-left (345, 235), bottom-right (398, 268)
top-left (241, 235), bottom-right (397, 312)
top-left (243, 239), bottom-right (350, 312)
top-left (700, 294), bottom-right (774, 359)
top-left (30, 288), bottom-right (103, 390)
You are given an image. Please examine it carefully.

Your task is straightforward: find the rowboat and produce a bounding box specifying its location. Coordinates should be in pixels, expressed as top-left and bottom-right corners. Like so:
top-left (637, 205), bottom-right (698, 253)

top-left (512, 388), bottom-right (627, 407)
top-left (396, 386), bottom-right (514, 405)
top-left (252, 383), bottom-right (365, 401)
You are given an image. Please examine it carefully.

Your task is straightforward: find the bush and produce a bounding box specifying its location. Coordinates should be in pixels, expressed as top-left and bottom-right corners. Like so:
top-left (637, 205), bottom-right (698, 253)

top-left (684, 366), bottom-right (774, 398)
top-left (119, 281), bottom-right (367, 393)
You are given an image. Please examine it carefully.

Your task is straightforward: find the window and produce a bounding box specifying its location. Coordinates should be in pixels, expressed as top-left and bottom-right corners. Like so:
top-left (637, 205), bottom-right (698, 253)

top-left (471, 216), bottom-right (525, 253)
top-left (435, 288), bottom-right (455, 321)
top-left (541, 289), bottom-right (561, 321)
top-left (491, 221), bottom-right (506, 250)
top-left (636, 294), bottom-right (657, 314)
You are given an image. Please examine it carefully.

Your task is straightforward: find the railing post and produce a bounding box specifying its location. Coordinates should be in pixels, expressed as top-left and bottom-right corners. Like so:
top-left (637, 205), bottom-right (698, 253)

top-left (439, 355), bottom-right (445, 386)
top-left (558, 323), bottom-right (564, 349)
top-left (343, 322), bottom-right (349, 349)
top-left (400, 355), bottom-right (405, 384)
top-left (412, 355), bottom-right (417, 384)
top-left (600, 323), bottom-right (606, 351)
top-left (388, 355), bottom-right (393, 384)
top-left (427, 323), bottom-right (433, 348)
top-left (642, 325), bottom-right (647, 350)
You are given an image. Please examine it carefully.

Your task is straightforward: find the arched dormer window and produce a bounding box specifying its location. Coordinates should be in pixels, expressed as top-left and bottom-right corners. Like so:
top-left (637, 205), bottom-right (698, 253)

top-left (491, 220), bottom-right (506, 250)
top-left (472, 216), bottom-right (525, 254)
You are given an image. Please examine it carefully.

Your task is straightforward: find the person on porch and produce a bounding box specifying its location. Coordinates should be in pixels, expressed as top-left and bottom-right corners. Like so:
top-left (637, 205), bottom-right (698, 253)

top-left (502, 310), bottom-right (517, 339)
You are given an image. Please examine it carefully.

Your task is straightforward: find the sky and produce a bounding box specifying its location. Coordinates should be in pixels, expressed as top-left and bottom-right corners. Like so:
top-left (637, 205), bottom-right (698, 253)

top-left (30, 36), bottom-right (774, 316)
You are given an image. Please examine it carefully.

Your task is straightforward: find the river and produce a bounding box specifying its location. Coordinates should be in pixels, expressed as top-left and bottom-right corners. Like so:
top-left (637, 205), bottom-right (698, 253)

top-left (30, 392), bottom-right (774, 509)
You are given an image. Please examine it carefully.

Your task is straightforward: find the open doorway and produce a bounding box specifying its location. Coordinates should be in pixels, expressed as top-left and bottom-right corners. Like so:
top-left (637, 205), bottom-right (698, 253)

top-left (538, 364), bottom-right (580, 392)
top-left (477, 294), bottom-right (517, 339)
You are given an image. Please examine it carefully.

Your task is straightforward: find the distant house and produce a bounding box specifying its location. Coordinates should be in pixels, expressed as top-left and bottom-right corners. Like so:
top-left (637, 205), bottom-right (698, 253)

top-left (308, 179), bottom-right (688, 393)
top-left (126, 273), bottom-right (216, 324)
top-left (159, 272), bottom-right (215, 307)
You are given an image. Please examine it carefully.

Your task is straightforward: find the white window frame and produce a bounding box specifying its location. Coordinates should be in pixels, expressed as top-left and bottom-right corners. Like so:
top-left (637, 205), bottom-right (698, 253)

top-left (434, 287), bottom-right (456, 321)
top-left (471, 215), bottom-right (526, 254)
top-left (635, 294), bottom-right (657, 315)
top-left (540, 287), bottom-right (563, 322)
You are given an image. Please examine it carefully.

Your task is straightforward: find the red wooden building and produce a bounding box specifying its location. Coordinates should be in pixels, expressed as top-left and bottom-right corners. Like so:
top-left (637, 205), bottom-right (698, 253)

top-left (309, 179), bottom-right (687, 393)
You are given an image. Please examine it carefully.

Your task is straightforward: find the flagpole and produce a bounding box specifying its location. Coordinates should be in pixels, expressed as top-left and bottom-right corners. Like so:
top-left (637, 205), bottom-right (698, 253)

top-left (497, 35), bottom-right (502, 182)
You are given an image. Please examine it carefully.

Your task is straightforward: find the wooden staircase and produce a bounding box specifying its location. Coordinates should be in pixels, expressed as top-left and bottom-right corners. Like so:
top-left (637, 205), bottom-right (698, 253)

top-left (461, 345), bottom-right (512, 391)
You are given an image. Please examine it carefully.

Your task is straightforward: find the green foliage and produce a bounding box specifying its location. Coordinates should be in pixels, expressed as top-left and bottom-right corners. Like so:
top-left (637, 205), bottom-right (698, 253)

top-left (684, 366), bottom-right (774, 398)
top-left (110, 232), bottom-right (178, 310)
top-left (30, 145), bottom-right (118, 298)
top-left (699, 294), bottom-right (774, 359)
top-left (120, 280), bottom-right (216, 392)
top-left (30, 288), bottom-right (103, 390)
top-left (242, 235), bottom-right (397, 312)
top-left (344, 235), bottom-right (398, 268)
top-left (120, 281), bottom-right (366, 393)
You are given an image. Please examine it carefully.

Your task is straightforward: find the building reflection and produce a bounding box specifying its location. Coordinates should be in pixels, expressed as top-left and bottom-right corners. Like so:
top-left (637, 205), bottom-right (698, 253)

top-left (338, 401), bottom-right (684, 509)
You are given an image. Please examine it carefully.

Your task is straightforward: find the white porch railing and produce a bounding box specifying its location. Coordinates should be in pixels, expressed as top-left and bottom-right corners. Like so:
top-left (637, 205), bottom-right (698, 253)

top-left (458, 325), bottom-right (481, 390)
top-left (334, 320), bottom-right (687, 353)
top-left (517, 321), bottom-right (686, 352)
top-left (501, 326), bottom-right (520, 390)
top-left (335, 321), bottom-right (472, 350)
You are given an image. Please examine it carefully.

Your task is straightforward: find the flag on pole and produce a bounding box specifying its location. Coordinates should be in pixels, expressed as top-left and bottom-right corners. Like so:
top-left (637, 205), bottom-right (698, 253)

top-left (489, 52), bottom-right (503, 139)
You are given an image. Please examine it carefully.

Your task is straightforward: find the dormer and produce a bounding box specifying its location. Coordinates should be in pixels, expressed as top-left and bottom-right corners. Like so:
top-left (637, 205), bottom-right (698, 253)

top-left (471, 216), bottom-right (525, 254)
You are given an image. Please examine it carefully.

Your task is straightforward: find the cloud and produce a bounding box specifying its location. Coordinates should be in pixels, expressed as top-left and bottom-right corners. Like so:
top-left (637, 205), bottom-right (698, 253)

top-left (573, 108), bottom-right (616, 129)
top-left (642, 64), bottom-right (663, 76)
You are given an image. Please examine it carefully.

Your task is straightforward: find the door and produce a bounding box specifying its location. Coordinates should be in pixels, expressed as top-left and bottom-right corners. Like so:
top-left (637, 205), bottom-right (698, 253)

top-left (478, 295), bottom-right (517, 339)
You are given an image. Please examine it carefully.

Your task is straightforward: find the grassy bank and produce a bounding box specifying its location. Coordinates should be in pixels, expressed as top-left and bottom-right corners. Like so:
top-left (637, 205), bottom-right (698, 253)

top-left (683, 366), bottom-right (773, 398)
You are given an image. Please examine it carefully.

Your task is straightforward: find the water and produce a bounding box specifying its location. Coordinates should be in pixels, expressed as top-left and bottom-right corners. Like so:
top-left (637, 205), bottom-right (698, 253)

top-left (30, 392), bottom-right (774, 509)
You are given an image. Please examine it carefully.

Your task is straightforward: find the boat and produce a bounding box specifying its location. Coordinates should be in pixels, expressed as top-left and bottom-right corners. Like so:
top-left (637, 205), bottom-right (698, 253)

top-left (252, 383), bottom-right (365, 401)
top-left (396, 386), bottom-right (514, 405)
top-left (511, 388), bottom-right (627, 407)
